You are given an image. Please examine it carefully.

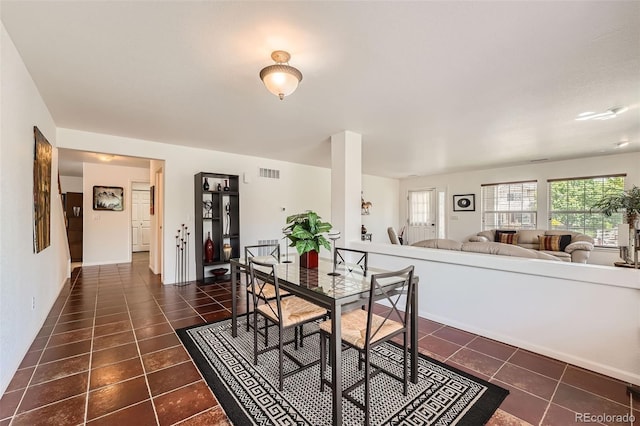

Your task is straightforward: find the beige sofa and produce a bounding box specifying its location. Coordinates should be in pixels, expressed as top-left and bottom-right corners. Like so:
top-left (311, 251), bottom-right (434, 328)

top-left (411, 238), bottom-right (563, 261)
top-left (468, 229), bottom-right (594, 263)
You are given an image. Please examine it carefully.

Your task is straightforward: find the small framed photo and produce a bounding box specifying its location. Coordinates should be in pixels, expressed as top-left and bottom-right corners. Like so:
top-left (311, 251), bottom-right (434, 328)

top-left (93, 186), bottom-right (124, 211)
top-left (453, 194), bottom-right (475, 212)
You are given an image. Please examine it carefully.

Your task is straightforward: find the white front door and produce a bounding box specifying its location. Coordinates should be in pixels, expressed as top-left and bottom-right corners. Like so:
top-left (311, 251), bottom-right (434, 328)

top-left (407, 189), bottom-right (437, 244)
top-left (132, 189), bottom-right (151, 252)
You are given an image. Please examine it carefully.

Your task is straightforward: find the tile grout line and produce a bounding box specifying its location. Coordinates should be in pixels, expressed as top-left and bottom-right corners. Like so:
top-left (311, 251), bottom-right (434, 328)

top-left (82, 268), bottom-right (102, 424)
top-left (7, 270), bottom-right (82, 425)
top-left (120, 268), bottom-right (162, 425)
top-left (538, 363), bottom-right (568, 425)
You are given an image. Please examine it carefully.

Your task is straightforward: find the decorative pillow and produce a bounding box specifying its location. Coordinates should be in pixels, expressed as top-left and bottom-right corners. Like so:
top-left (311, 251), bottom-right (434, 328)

top-left (497, 233), bottom-right (519, 245)
top-left (494, 230), bottom-right (517, 242)
top-left (539, 235), bottom-right (572, 251)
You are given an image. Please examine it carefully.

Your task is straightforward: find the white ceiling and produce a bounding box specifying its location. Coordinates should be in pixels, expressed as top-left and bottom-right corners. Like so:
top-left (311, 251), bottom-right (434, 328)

top-left (2, 1), bottom-right (639, 178)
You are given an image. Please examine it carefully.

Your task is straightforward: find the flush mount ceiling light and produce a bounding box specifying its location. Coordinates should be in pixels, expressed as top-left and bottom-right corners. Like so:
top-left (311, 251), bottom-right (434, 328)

top-left (575, 106), bottom-right (628, 121)
top-left (259, 50), bottom-right (303, 100)
top-left (615, 141), bottom-right (630, 149)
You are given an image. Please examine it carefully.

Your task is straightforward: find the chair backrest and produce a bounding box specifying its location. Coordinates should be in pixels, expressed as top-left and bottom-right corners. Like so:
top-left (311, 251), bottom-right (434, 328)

top-left (248, 258), bottom-right (283, 319)
top-left (387, 227), bottom-right (400, 244)
top-left (244, 243), bottom-right (280, 263)
top-left (334, 247), bottom-right (368, 275)
top-left (365, 265), bottom-right (415, 348)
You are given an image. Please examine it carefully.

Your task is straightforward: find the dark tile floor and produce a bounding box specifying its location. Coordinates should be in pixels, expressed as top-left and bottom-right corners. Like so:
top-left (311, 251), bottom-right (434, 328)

top-left (1, 253), bottom-right (637, 425)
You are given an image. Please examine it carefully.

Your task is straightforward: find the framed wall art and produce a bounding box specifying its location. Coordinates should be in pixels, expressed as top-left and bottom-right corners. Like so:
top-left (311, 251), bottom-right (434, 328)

top-left (33, 126), bottom-right (52, 253)
top-left (453, 194), bottom-right (475, 212)
top-left (93, 186), bottom-right (124, 211)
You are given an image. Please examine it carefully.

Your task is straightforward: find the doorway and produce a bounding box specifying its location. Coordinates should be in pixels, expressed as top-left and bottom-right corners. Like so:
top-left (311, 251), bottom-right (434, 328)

top-left (407, 189), bottom-right (438, 244)
top-left (131, 183), bottom-right (151, 252)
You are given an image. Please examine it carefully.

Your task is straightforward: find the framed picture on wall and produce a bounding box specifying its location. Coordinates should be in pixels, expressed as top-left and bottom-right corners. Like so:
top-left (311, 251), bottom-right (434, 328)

top-left (453, 194), bottom-right (475, 212)
top-left (93, 186), bottom-right (124, 211)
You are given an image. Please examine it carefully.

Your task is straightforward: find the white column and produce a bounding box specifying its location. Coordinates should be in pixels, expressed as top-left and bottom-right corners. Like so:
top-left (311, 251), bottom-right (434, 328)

top-left (331, 131), bottom-right (362, 243)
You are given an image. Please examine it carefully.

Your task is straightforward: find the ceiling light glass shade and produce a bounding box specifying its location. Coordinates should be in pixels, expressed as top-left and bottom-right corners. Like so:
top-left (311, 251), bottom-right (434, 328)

top-left (259, 51), bottom-right (303, 100)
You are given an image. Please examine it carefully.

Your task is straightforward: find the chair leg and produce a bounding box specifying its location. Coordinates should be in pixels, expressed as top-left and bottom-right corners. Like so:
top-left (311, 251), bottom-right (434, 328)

top-left (299, 323), bottom-right (304, 347)
top-left (279, 326), bottom-right (284, 391)
top-left (253, 311), bottom-right (259, 365)
top-left (265, 317), bottom-right (269, 346)
top-left (245, 291), bottom-right (250, 332)
top-left (319, 331), bottom-right (326, 392)
top-left (403, 332), bottom-right (408, 396)
top-left (364, 348), bottom-right (371, 426)
top-left (294, 326), bottom-right (299, 351)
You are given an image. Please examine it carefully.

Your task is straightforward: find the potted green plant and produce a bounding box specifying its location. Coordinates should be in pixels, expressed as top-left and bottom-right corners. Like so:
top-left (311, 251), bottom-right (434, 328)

top-left (283, 211), bottom-right (332, 268)
top-left (592, 185), bottom-right (640, 227)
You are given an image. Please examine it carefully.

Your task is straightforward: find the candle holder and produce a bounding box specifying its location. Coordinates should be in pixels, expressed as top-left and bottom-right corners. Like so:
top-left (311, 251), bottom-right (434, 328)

top-left (327, 231), bottom-right (341, 276)
top-left (282, 228), bottom-right (293, 263)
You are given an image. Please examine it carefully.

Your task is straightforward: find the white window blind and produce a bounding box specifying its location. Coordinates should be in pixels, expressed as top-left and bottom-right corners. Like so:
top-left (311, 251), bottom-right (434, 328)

top-left (481, 181), bottom-right (537, 230)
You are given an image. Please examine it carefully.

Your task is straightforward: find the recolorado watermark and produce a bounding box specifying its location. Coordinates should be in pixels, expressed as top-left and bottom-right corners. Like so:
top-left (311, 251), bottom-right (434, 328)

top-left (575, 412), bottom-right (635, 423)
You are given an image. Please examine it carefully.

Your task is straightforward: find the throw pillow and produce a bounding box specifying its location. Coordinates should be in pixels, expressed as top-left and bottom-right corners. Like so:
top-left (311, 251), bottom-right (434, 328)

top-left (497, 233), bottom-right (519, 245)
top-left (539, 235), bottom-right (572, 252)
top-left (558, 234), bottom-right (572, 251)
top-left (494, 230), bottom-right (517, 242)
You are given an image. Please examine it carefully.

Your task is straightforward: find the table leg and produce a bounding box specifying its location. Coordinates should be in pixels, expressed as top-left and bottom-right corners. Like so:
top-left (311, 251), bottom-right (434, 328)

top-left (231, 262), bottom-right (238, 338)
top-left (331, 302), bottom-right (342, 426)
top-left (411, 282), bottom-right (418, 383)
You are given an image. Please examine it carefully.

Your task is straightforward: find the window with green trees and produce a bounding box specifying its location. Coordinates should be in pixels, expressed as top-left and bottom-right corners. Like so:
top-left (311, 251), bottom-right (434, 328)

top-left (548, 175), bottom-right (625, 247)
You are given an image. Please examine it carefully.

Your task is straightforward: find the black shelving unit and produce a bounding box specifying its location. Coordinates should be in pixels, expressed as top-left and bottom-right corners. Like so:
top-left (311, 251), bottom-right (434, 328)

top-left (194, 172), bottom-right (240, 284)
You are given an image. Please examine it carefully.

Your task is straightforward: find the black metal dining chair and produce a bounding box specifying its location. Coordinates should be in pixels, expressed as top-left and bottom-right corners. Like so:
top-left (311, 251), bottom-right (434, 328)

top-left (334, 247), bottom-right (368, 275)
top-left (249, 258), bottom-right (328, 390)
top-left (318, 265), bottom-right (415, 425)
top-left (244, 244), bottom-right (283, 333)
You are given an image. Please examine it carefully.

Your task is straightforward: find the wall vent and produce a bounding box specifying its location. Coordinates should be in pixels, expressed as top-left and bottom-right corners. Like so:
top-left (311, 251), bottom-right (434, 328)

top-left (259, 168), bottom-right (280, 179)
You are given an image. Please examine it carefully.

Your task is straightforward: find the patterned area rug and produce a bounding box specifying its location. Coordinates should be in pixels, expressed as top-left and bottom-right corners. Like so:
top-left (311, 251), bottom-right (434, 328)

top-left (177, 317), bottom-right (508, 425)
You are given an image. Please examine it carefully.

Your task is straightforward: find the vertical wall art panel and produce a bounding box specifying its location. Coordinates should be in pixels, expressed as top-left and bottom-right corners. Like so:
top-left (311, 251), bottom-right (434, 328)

top-left (33, 126), bottom-right (52, 253)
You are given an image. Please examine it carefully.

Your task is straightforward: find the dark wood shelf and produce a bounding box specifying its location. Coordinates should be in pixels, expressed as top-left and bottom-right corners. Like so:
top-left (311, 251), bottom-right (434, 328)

top-left (195, 172), bottom-right (240, 284)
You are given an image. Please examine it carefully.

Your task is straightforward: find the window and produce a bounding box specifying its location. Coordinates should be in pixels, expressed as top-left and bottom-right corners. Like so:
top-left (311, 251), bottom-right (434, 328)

top-left (481, 181), bottom-right (537, 230)
top-left (408, 190), bottom-right (430, 226)
top-left (548, 175), bottom-right (625, 247)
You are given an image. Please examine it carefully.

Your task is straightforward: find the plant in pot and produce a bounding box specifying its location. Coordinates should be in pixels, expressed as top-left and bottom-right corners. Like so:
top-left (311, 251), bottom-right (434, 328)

top-left (283, 211), bottom-right (332, 268)
top-left (591, 185), bottom-right (640, 227)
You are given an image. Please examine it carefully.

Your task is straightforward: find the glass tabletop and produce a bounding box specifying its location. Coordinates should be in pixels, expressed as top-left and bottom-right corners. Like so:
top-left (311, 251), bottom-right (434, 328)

top-left (233, 256), bottom-right (381, 300)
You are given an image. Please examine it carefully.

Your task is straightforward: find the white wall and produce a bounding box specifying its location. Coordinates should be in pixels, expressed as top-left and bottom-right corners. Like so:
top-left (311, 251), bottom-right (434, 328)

top-left (362, 174), bottom-right (400, 243)
top-left (399, 153), bottom-right (640, 265)
top-left (59, 175), bottom-right (83, 193)
top-left (350, 241), bottom-right (640, 386)
top-left (0, 24), bottom-right (69, 395)
top-left (58, 128), bottom-right (401, 283)
top-left (82, 163), bottom-right (149, 266)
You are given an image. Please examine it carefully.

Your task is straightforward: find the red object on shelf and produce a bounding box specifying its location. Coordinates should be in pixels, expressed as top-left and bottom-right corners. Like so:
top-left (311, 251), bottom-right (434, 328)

top-left (300, 250), bottom-right (318, 269)
top-left (205, 232), bottom-right (214, 262)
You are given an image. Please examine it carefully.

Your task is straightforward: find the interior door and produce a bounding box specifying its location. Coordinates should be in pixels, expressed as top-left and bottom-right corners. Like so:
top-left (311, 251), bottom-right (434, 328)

top-left (132, 189), bottom-right (151, 252)
top-left (407, 189), bottom-right (437, 244)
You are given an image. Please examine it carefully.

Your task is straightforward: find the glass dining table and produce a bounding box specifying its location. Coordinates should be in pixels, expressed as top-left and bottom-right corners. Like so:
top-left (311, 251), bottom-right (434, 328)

top-left (230, 255), bottom-right (419, 426)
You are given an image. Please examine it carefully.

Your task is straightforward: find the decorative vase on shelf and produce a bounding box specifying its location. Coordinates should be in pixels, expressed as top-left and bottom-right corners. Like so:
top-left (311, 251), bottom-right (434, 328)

top-left (205, 232), bottom-right (214, 263)
top-left (361, 224), bottom-right (367, 234)
top-left (300, 250), bottom-right (319, 269)
top-left (203, 178), bottom-right (210, 191)
top-left (217, 183), bottom-right (222, 192)
top-left (223, 243), bottom-right (232, 261)
top-left (223, 179), bottom-right (229, 191)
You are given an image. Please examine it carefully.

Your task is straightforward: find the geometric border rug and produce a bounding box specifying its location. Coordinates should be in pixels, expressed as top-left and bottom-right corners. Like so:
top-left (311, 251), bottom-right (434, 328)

top-left (177, 317), bottom-right (508, 426)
